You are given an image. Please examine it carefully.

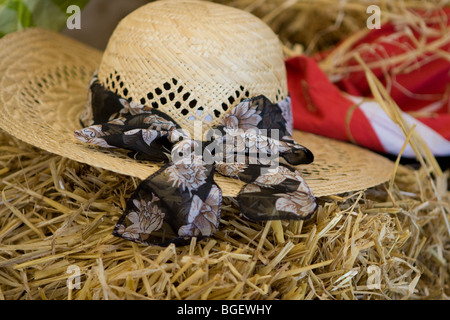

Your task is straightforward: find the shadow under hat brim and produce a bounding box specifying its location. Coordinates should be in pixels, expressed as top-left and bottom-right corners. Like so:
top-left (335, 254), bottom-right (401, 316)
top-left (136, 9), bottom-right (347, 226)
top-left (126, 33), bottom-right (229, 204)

top-left (0, 28), bottom-right (393, 197)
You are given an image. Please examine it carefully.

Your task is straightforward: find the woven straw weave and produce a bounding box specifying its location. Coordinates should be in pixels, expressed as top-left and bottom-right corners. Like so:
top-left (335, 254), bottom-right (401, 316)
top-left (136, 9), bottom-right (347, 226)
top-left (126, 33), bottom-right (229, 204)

top-left (96, 0), bottom-right (287, 134)
top-left (0, 1), bottom-right (393, 197)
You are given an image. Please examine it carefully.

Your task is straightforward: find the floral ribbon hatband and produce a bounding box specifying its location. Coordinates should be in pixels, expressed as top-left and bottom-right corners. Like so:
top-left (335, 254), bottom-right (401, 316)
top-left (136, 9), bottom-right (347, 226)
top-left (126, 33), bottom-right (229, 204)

top-left (74, 75), bottom-right (318, 246)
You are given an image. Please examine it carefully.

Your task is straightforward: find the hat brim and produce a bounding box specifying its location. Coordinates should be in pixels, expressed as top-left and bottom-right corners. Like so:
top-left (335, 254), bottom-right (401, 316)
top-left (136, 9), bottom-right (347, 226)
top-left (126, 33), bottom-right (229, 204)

top-left (0, 28), bottom-right (393, 197)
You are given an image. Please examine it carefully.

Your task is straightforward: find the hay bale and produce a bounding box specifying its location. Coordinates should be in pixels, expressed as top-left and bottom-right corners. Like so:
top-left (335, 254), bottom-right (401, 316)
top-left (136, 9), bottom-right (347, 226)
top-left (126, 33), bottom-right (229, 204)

top-left (216, 0), bottom-right (445, 54)
top-left (0, 128), bottom-right (448, 300)
top-left (0, 0), bottom-right (449, 300)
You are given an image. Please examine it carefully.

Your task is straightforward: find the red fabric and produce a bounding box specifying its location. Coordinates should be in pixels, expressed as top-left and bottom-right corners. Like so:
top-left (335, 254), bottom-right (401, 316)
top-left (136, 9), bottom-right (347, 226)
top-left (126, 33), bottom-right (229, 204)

top-left (286, 8), bottom-right (450, 152)
top-left (332, 8), bottom-right (450, 118)
top-left (286, 55), bottom-right (384, 152)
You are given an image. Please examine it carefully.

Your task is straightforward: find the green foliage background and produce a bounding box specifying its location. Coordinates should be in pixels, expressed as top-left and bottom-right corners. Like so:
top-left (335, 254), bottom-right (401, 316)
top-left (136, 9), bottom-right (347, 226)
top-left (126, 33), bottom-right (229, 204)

top-left (0, 0), bottom-right (90, 37)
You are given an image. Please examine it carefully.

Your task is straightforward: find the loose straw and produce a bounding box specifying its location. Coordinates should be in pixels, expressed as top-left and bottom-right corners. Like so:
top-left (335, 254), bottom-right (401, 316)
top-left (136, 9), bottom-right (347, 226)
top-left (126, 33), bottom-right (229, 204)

top-left (354, 53), bottom-right (450, 236)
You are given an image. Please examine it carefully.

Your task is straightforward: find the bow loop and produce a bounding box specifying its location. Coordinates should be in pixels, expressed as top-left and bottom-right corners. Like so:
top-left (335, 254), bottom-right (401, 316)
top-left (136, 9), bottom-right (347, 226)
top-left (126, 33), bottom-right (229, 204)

top-left (75, 76), bottom-right (317, 246)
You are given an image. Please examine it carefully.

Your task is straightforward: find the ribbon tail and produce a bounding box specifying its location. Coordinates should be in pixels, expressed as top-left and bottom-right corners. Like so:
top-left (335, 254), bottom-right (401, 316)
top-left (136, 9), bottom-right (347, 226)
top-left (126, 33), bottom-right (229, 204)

top-left (113, 144), bottom-right (222, 246)
top-left (75, 108), bottom-right (185, 162)
top-left (235, 164), bottom-right (317, 221)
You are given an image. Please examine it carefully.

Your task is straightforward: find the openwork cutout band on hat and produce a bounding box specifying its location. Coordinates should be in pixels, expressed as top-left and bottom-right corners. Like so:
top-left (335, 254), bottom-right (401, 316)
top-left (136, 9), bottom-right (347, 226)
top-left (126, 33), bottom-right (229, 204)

top-left (74, 74), bottom-right (317, 246)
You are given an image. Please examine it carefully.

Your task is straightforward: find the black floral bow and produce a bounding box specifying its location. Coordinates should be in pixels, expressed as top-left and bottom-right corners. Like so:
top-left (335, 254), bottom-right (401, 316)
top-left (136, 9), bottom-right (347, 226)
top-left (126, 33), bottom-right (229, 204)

top-left (75, 75), bottom-right (317, 246)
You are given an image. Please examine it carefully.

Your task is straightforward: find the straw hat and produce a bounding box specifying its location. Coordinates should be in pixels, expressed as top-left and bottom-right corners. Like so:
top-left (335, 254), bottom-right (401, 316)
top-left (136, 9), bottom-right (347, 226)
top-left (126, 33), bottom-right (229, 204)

top-left (0, 0), bottom-right (393, 199)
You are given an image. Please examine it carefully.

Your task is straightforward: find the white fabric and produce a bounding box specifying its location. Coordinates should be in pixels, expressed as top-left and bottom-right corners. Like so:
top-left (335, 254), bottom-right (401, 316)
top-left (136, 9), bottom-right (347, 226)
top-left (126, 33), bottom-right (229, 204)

top-left (349, 96), bottom-right (450, 157)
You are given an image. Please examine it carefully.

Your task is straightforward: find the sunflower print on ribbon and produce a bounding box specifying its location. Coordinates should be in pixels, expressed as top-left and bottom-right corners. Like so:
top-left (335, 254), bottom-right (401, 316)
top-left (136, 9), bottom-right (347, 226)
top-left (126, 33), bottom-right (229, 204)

top-left (74, 75), bottom-right (317, 246)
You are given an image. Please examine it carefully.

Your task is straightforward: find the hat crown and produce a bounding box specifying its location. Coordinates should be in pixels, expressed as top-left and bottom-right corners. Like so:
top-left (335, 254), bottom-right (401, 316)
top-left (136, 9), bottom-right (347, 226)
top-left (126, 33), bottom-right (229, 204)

top-left (97, 0), bottom-right (287, 134)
